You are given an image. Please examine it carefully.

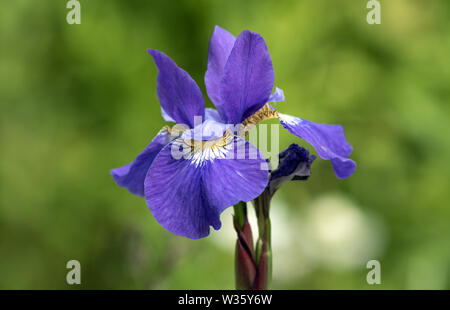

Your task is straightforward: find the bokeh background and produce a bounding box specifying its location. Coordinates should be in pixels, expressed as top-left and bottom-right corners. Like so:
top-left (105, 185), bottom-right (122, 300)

top-left (1, 0), bottom-right (449, 289)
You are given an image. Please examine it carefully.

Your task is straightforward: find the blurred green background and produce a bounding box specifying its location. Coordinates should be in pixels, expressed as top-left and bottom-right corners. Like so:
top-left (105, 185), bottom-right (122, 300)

top-left (1, 0), bottom-right (449, 289)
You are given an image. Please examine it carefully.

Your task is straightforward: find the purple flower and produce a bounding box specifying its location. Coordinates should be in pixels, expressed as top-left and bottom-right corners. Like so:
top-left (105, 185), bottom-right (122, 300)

top-left (111, 26), bottom-right (356, 239)
top-left (269, 144), bottom-right (316, 196)
top-left (204, 26), bottom-right (355, 179)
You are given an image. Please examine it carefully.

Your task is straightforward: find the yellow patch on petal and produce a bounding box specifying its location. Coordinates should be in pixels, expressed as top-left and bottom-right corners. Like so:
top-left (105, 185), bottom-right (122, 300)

top-left (175, 130), bottom-right (234, 167)
top-left (239, 103), bottom-right (279, 136)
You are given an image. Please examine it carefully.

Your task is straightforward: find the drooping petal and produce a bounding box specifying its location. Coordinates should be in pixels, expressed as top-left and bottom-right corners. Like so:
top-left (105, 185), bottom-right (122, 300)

top-left (202, 136), bottom-right (269, 209)
top-left (269, 144), bottom-right (315, 196)
top-left (205, 26), bottom-right (235, 107)
top-left (331, 157), bottom-right (357, 180)
top-left (278, 113), bottom-right (356, 179)
top-left (219, 30), bottom-right (275, 124)
top-left (148, 49), bottom-right (205, 128)
top-left (111, 128), bottom-right (171, 196)
top-left (268, 87), bottom-right (285, 103)
top-left (144, 133), bottom-right (268, 239)
top-left (145, 150), bottom-right (216, 239)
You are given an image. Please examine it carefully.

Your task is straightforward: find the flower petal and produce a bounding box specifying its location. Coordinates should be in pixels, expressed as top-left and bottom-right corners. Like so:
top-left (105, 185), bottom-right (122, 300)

top-left (330, 157), bottom-right (357, 179)
top-left (160, 107), bottom-right (175, 122)
top-left (148, 49), bottom-right (205, 128)
top-left (219, 30), bottom-right (275, 124)
top-left (205, 26), bottom-right (235, 108)
top-left (268, 87), bottom-right (285, 103)
top-left (111, 128), bottom-right (171, 196)
top-left (202, 136), bottom-right (269, 209)
top-left (278, 113), bottom-right (356, 179)
top-left (181, 119), bottom-right (227, 141)
top-left (162, 107), bottom-right (220, 124)
top-left (144, 134), bottom-right (268, 239)
top-left (205, 108), bottom-right (223, 122)
top-left (269, 144), bottom-right (315, 196)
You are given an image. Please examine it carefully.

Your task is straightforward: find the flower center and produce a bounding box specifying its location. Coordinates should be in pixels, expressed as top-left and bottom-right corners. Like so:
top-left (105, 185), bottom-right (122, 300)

top-left (174, 130), bottom-right (234, 167)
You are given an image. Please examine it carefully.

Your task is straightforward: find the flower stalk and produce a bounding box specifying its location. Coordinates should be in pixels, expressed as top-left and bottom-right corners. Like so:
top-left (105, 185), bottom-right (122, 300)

top-left (233, 189), bottom-right (272, 290)
top-left (233, 202), bottom-right (257, 289)
top-left (233, 144), bottom-right (317, 290)
top-left (253, 188), bottom-right (272, 290)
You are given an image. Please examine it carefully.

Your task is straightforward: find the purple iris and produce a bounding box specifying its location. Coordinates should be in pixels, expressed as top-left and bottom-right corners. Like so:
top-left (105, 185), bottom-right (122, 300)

top-left (111, 26), bottom-right (356, 239)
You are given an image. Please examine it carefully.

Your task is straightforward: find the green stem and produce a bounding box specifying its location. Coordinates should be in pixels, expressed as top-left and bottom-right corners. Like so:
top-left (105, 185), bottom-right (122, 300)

top-left (233, 201), bottom-right (246, 230)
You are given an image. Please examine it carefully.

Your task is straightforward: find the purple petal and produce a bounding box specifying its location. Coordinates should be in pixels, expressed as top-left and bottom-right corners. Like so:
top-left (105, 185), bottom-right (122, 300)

top-left (181, 119), bottom-right (227, 141)
top-left (219, 30), bottom-right (275, 124)
top-left (111, 128), bottom-right (171, 196)
top-left (203, 136), bottom-right (269, 209)
top-left (148, 49), bottom-right (205, 128)
top-left (269, 144), bottom-right (316, 196)
top-left (144, 135), bottom-right (268, 239)
top-left (160, 107), bottom-right (175, 122)
top-left (278, 113), bottom-right (356, 179)
top-left (268, 87), bottom-right (285, 103)
top-left (331, 157), bottom-right (357, 179)
top-left (162, 107), bottom-right (222, 131)
top-left (205, 108), bottom-right (223, 122)
top-left (205, 26), bottom-right (235, 108)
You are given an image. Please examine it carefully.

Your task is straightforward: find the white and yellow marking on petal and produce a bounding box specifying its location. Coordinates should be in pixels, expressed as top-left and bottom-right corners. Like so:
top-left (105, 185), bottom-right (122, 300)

top-left (173, 130), bottom-right (234, 167)
top-left (239, 104), bottom-right (280, 136)
top-left (278, 113), bottom-right (303, 126)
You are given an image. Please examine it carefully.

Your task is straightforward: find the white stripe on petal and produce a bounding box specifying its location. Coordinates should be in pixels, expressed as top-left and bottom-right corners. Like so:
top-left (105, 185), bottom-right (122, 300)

top-left (278, 113), bottom-right (303, 126)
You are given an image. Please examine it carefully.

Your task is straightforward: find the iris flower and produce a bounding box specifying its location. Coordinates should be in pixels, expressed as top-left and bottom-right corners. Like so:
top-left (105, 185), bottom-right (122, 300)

top-left (111, 26), bottom-right (356, 239)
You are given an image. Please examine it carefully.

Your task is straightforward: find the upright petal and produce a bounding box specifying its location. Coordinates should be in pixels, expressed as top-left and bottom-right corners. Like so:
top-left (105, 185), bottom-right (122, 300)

top-left (268, 87), bottom-right (285, 103)
top-left (148, 49), bottom-right (205, 128)
top-left (144, 133), bottom-right (268, 239)
top-left (111, 127), bottom-right (171, 196)
top-left (205, 26), bottom-right (236, 107)
top-left (205, 108), bottom-right (223, 122)
top-left (219, 30), bottom-right (275, 124)
top-left (160, 107), bottom-right (175, 122)
top-left (278, 113), bottom-right (356, 179)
